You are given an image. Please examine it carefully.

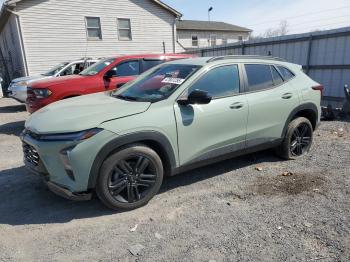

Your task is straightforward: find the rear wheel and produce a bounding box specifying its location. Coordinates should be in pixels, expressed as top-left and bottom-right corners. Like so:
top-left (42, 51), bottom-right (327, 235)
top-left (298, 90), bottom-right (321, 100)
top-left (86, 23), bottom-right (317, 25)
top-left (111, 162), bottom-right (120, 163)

top-left (96, 144), bottom-right (163, 210)
top-left (276, 117), bottom-right (313, 160)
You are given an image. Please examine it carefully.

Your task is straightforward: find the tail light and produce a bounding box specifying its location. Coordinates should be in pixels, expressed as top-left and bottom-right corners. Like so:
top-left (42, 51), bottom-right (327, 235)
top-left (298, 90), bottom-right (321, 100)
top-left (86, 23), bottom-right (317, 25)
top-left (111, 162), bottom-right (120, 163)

top-left (312, 85), bottom-right (324, 96)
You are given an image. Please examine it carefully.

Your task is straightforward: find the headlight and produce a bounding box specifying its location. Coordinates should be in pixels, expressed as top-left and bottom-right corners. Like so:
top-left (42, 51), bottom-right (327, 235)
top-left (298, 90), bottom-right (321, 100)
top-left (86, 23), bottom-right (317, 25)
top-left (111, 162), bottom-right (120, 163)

top-left (33, 88), bottom-right (52, 98)
top-left (16, 81), bottom-right (28, 87)
top-left (38, 128), bottom-right (103, 141)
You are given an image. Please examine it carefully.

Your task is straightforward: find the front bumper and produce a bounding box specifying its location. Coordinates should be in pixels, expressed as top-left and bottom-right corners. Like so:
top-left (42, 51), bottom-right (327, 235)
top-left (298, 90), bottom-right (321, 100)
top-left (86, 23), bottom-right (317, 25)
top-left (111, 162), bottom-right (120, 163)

top-left (21, 129), bottom-right (116, 199)
top-left (8, 84), bottom-right (27, 103)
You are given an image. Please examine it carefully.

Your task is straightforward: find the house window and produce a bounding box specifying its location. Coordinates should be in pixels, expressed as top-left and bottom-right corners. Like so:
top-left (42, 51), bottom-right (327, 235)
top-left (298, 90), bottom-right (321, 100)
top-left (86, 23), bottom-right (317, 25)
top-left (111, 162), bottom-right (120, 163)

top-left (85, 17), bottom-right (102, 40)
top-left (222, 37), bottom-right (227, 45)
top-left (118, 18), bottom-right (132, 40)
top-left (238, 36), bottom-right (243, 41)
top-left (192, 35), bottom-right (198, 47)
top-left (210, 35), bottom-right (217, 46)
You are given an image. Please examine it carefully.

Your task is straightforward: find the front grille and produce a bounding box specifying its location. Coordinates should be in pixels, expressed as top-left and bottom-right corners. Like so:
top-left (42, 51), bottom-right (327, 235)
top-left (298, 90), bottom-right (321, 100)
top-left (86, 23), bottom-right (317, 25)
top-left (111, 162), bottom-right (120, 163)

top-left (23, 143), bottom-right (40, 166)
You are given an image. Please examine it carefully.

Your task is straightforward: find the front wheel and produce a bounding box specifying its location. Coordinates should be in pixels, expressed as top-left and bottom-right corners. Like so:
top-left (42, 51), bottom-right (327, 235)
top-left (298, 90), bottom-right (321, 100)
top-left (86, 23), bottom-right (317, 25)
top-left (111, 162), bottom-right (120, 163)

top-left (276, 117), bottom-right (314, 160)
top-left (96, 144), bottom-right (164, 210)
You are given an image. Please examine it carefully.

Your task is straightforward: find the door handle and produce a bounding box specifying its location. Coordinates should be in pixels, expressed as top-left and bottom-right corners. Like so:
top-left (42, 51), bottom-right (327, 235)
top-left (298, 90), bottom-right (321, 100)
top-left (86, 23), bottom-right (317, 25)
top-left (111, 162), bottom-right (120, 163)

top-left (230, 102), bottom-right (244, 109)
top-left (282, 93), bottom-right (293, 99)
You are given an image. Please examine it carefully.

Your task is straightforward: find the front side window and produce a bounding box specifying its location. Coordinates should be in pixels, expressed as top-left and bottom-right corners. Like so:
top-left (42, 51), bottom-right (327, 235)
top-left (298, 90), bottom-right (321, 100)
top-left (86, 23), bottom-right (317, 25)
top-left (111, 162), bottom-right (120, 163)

top-left (277, 66), bottom-right (295, 81)
top-left (80, 58), bottom-right (115, 76)
top-left (112, 64), bottom-right (200, 102)
top-left (108, 60), bottom-right (140, 77)
top-left (245, 64), bottom-right (274, 92)
top-left (188, 65), bottom-right (240, 98)
top-left (192, 35), bottom-right (198, 47)
top-left (42, 62), bottom-right (69, 76)
top-left (118, 18), bottom-right (132, 40)
top-left (85, 17), bottom-right (102, 40)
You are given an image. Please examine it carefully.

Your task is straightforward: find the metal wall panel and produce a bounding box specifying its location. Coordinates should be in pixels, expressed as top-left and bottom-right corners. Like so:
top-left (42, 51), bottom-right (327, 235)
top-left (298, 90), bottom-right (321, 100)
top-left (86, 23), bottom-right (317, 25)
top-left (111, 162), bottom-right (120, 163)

top-left (185, 27), bottom-right (350, 102)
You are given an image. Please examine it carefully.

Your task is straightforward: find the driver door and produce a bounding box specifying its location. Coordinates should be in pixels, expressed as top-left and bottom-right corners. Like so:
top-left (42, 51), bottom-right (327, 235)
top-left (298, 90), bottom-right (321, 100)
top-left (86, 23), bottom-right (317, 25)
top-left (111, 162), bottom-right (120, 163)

top-left (103, 60), bottom-right (140, 90)
top-left (174, 64), bottom-right (249, 166)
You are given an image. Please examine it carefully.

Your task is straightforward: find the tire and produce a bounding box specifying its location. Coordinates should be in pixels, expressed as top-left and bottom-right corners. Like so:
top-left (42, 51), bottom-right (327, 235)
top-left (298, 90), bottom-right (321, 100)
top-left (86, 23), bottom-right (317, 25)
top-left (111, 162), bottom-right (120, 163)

top-left (96, 144), bottom-right (164, 210)
top-left (276, 117), bottom-right (313, 160)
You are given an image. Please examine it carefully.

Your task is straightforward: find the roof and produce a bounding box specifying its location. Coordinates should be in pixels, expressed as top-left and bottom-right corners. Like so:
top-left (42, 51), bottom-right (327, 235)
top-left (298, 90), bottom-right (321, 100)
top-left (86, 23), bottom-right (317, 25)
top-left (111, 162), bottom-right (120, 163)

top-left (3, 0), bottom-right (182, 17)
top-left (176, 20), bottom-right (252, 32)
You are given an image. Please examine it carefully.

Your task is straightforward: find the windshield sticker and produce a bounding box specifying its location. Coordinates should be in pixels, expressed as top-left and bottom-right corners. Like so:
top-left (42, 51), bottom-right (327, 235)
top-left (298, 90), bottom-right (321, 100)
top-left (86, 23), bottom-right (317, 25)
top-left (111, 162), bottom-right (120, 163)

top-left (161, 77), bottom-right (185, 85)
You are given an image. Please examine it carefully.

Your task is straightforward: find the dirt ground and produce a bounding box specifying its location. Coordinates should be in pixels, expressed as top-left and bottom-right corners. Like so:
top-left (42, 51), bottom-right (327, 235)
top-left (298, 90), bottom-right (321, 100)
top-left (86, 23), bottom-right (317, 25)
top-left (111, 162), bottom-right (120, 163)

top-left (0, 97), bottom-right (349, 262)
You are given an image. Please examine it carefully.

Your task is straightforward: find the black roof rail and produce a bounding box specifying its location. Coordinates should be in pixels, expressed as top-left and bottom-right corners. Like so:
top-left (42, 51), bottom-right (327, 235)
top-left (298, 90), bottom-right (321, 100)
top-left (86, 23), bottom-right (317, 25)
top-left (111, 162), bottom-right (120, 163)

top-left (207, 55), bottom-right (286, 63)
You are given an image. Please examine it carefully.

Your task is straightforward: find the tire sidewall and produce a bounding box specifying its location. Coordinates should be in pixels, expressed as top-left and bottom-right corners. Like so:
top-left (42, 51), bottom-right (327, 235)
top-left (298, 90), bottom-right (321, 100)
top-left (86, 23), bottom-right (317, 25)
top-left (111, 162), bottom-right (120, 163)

top-left (96, 144), bottom-right (164, 210)
top-left (285, 117), bottom-right (314, 159)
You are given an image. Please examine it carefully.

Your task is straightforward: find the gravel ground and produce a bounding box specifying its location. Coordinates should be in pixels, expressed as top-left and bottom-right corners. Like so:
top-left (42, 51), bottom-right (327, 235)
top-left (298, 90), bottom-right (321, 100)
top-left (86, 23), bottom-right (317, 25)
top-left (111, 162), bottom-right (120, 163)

top-left (0, 97), bottom-right (349, 262)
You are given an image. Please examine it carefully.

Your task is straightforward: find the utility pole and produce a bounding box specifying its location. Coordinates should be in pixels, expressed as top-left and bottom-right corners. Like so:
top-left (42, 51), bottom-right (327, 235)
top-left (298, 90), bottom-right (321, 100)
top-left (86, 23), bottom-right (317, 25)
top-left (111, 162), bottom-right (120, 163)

top-left (208, 7), bottom-right (213, 21)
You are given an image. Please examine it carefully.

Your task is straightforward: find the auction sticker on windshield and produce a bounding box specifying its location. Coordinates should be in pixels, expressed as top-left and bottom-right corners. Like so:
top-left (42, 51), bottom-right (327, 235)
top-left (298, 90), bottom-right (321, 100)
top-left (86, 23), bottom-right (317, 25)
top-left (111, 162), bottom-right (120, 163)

top-left (161, 77), bottom-right (185, 85)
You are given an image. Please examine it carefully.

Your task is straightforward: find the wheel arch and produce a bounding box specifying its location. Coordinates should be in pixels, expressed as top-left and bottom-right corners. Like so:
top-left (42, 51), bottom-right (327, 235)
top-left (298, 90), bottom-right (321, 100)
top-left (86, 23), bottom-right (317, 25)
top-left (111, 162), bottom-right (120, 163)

top-left (282, 103), bottom-right (319, 138)
top-left (87, 131), bottom-right (177, 189)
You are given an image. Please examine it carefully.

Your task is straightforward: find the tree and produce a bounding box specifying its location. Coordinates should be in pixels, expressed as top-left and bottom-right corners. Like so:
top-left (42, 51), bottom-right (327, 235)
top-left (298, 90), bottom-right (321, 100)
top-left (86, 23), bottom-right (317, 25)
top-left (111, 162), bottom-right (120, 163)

top-left (252, 20), bottom-right (290, 39)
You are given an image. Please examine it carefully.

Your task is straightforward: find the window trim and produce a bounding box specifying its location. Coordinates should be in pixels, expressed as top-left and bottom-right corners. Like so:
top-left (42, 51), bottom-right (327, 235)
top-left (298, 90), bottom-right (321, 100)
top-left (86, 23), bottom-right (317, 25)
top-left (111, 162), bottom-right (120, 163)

top-left (178, 63), bottom-right (243, 101)
top-left (117, 18), bottom-right (132, 41)
top-left (85, 17), bottom-right (102, 41)
top-left (191, 35), bottom-right (199, 47)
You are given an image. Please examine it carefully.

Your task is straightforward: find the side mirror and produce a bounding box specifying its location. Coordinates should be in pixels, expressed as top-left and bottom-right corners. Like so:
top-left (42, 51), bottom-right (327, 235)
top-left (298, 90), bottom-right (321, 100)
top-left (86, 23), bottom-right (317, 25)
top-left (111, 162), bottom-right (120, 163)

top-left (104, 70), bottom-right (117, 79)
top-left (178, 89), bottom-right (212, 105)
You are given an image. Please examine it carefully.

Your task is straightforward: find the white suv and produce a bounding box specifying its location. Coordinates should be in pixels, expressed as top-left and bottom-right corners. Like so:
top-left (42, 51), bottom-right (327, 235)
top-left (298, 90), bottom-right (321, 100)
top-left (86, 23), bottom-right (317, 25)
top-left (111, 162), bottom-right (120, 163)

top-left (8, 58), bottom-right (99, 102)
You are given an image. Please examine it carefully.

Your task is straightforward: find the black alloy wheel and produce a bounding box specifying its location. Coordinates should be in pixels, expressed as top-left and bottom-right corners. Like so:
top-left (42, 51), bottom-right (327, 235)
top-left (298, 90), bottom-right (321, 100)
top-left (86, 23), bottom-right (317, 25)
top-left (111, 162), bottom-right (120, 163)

top-left (290, 122), bottom-right (312, 156)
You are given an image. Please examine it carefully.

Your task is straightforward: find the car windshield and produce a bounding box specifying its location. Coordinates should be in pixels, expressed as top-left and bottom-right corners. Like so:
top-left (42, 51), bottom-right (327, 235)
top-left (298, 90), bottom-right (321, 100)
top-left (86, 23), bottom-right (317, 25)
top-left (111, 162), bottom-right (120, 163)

top-left (112, 64), bottom-right (200, 102)
top-left (79, 58), bottom-right (115, 76)
top-left (42, 62), bottom-right (69, 76)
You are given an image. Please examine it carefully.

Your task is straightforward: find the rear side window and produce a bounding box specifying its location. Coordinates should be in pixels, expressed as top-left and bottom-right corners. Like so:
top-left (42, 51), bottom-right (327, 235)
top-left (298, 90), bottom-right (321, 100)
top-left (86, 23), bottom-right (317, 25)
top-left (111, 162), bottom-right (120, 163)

top-left (245, 64), bottom-right (274, 92)
top-left (141, 59), bottom-right (164, 72)
top-left (277, 66), bottom-right (295, 80)
top-left (188, 65), bottom-right (240, 98)
top-left (271, 66), bottom-right (284, 85)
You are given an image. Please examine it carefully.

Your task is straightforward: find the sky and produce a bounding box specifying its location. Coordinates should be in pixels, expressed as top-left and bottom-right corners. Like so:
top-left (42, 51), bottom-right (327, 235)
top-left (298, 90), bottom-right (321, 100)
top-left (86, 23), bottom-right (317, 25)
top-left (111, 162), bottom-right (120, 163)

top-left (163, 0), bottom-right (350, 35)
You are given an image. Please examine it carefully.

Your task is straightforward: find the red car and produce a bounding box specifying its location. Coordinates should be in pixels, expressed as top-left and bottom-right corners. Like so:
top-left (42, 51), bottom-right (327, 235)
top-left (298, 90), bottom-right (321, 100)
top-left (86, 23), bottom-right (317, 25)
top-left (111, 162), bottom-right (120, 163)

top-left (26, 54), bottom-right (193, 113)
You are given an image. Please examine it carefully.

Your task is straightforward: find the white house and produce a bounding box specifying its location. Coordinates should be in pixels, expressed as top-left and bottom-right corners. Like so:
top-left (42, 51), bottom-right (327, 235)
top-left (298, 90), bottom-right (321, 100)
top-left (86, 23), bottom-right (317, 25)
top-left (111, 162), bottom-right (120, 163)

top-left (176, 20), bottom-right (252, 50)
top-left (0, 0), bottom-right (184, 78)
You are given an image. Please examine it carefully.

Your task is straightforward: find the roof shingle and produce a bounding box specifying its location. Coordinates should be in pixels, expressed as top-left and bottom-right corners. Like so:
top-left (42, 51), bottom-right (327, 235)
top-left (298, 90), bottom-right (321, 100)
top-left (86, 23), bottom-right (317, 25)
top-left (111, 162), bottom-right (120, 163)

top-left (176, 20), bottom-right (252, 32)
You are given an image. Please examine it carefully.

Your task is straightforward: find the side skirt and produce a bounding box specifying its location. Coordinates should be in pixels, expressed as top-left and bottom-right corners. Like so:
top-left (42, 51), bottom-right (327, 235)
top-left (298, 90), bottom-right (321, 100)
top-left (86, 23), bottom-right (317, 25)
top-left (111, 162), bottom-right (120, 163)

top-left (171, 139), bottom-right (282, 176)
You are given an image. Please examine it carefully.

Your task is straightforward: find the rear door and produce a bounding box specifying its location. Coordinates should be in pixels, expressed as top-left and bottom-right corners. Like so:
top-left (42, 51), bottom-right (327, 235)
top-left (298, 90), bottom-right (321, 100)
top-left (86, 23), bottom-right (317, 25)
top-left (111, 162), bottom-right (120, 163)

top-left (243, 64), bottom-right (300, 147)
top-left (174, 64), bottom-right (249, 166)
top-left (103, 60), bottom-right (141, 90)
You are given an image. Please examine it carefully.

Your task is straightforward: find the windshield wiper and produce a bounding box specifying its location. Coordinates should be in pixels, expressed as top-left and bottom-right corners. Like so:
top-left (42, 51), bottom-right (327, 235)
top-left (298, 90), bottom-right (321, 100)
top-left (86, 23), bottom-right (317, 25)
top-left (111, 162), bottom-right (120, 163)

top-left (115, 94), bottom-right (139, 101)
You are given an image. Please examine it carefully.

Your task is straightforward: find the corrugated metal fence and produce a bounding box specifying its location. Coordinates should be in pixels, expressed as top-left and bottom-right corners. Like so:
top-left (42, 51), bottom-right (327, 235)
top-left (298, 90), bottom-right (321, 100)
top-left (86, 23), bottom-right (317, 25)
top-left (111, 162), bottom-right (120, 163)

top-left (184, 26), bottom-right (350, 107)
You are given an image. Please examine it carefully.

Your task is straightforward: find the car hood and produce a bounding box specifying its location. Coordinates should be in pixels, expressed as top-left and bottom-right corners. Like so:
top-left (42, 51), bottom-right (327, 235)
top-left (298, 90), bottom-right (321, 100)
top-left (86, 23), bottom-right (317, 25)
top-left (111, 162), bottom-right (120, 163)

top-left (31, 75), bottom-right (85, 88)
top-left (25, 92), bottom-right (151, 134)
top-left (11, 75), bottom-right (51, 84)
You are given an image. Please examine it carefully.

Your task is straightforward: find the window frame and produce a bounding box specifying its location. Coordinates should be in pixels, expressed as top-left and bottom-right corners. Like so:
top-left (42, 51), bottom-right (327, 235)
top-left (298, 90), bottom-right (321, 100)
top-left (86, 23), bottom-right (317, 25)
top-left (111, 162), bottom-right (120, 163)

top-left (179, 63), bottom-right (244, 101)
top-left (85, 17), bottom-right (102, 41)
top-left (117, 18), bottom-right (132, 41)
top-left (191, 35), bottom-right (199, 47)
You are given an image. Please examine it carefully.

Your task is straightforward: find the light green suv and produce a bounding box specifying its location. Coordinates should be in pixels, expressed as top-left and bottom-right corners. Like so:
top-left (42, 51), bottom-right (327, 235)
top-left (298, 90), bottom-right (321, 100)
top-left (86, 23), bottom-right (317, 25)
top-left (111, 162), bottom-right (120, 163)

top-left (22, 56), bottom-right (322, 210)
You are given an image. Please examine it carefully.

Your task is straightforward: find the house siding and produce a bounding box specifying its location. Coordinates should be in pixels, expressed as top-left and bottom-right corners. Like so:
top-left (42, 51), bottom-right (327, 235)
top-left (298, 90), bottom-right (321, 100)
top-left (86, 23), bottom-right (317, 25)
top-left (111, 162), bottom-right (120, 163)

top-left (177, 30), bottom-right (250, 50)
top-left (15, 0), bottom-right (178, 75)
top-left (0, 13), bottom-right (25, 81)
